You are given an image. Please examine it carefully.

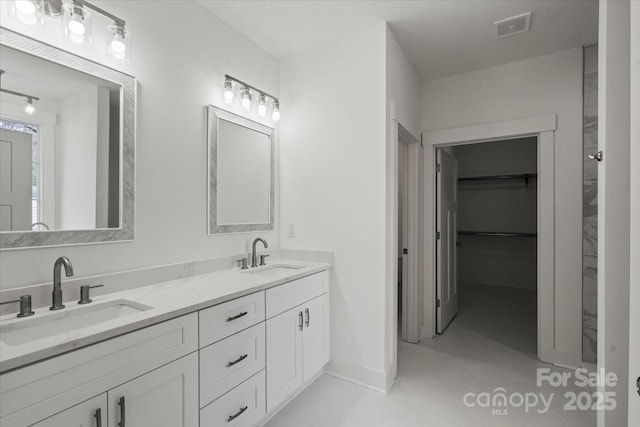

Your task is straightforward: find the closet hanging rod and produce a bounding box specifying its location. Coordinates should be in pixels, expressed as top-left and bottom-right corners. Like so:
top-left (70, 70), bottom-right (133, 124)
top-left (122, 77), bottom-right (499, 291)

top-left (457, 173), bottom-right (537, 182)
top-left (458, 231), bottom-right (537, 237)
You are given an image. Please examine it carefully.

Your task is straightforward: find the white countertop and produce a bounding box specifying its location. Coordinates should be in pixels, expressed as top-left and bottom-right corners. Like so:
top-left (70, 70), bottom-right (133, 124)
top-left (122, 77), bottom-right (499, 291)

top-left (0, 260), bottom-right (331, 373)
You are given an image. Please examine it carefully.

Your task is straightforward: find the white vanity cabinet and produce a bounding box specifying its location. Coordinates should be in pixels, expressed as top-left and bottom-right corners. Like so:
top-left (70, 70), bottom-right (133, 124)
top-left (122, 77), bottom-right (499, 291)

top-left (31, 394), bottom-right (107, 427)
top-left (107, 353), bottom-right (199, 427)
top-left (266, 272), bottom-right (330, 412)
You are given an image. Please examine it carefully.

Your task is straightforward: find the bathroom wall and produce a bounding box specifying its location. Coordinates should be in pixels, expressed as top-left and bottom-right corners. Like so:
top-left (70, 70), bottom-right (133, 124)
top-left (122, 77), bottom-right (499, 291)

top-left (279, 23), bottom-right (389, 390)
top-left (421, 48), bottom-right (584, 366)
top-left (0, 1), bottom-right (280, 289)
top-left (453, 138), bottom-right (538, 290)
top-left (582, 45), bottom-right (598, 364)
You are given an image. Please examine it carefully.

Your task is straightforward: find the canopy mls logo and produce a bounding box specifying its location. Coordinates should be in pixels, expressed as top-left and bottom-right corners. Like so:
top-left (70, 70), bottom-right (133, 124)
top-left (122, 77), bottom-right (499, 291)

top-left (463, 387), bottom-right (553, 415)
top-left (463, 368), bottom-right (619, 416)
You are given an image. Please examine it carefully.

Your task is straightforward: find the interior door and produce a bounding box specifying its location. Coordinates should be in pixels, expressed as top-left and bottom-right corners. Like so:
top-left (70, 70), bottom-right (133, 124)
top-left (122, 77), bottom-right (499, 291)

top-left (302, 294), bottom-right (330, 382)
top-left (0, 128), bottom-right (32, 231)
top-left (436, 148), bottom-right (459, 333)
top-left (31, 394), bottom-right (107, 427)
top-left (107, 353), bottom-right (198, 427)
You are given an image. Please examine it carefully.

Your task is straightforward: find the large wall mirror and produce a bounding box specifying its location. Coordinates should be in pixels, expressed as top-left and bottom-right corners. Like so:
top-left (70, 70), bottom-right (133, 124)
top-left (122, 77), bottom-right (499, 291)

top-left (0, 28), bottom-right (135, 249)
top-left (208, 106), bottom-right (274, 234)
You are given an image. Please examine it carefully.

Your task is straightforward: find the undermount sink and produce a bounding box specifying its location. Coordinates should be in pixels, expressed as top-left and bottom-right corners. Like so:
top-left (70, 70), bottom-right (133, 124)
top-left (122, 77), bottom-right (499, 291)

top-left (246, 264), bottom-right (304, 277)
top-left (0, 299), bottom-right (152, 347)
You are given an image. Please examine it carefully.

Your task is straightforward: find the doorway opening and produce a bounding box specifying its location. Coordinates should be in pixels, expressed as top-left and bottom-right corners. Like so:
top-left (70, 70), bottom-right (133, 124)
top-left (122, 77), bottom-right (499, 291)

top-left (435, 137), bottom-right (538, 356)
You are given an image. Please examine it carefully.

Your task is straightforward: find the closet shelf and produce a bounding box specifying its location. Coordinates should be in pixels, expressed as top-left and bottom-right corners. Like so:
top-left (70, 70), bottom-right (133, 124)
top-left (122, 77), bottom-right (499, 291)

top-left (458, 230), bottom-right (537, 238)
top-left (458, 173), bottom-right (537, 186)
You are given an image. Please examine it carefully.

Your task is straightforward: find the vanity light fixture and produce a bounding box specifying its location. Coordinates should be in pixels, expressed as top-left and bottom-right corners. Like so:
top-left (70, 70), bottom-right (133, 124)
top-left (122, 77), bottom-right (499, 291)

top-left (223, 79), bottom-right (234, 104)
top-left (240, 86), bottom-right (252, 111)
top-left (257, 94), bottom-right (267, 116)
top-left (271, 102), bottom-right (280, 122)
top-left (9, 0), bottom-right (130, 60)
top-left (0, 73), bottom-right (40, 115)
top-left (223, 74), bottom-right (281, 122)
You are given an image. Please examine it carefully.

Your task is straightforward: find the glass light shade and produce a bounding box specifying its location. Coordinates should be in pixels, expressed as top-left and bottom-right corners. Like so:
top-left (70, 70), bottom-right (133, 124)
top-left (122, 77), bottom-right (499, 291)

top-left (271, 102), bottom-right (280, 122)
top-left (240, 87), bottom-right (251, 111)
top-left (223, 80), bottom-right (234, 104)
top-left (24, 99), bottom-right (35, 115)
top-left (62, 2), bottom-right (91, 45)
top-left (107, 24), bottom-right (131, 61)
top-left (257, 94), bottom-right (267, 116)
top-left (9, 0), bottom-right (44, 26)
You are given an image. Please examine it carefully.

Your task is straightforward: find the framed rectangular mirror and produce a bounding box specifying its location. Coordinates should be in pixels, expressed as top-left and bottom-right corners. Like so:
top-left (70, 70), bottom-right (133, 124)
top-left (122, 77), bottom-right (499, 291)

top-left (0, 28), bottom-right (135, 249)
top-left (208, 106), bottom-right (274, 234)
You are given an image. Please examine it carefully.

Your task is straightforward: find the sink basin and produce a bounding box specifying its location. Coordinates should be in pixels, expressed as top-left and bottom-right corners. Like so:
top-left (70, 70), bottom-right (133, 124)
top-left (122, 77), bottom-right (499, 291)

top-left (246, 264), bottom-right (304, 277)
top-left (0, 299), bottom-right (152, 346)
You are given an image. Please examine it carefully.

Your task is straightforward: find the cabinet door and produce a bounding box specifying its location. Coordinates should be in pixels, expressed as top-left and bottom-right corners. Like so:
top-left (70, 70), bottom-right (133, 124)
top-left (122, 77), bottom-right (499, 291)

top-left (266, 307), bottom-right (303, 412)
top-left (107, 353), bottom-right (198, 427)
top-left (31, 394), bottom-right (107, 427)
top-left (302, 294), bottom-right (330, 382)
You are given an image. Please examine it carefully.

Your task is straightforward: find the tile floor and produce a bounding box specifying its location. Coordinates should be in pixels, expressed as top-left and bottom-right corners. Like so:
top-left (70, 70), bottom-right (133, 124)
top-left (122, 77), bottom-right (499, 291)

top-left (266, 283), bottom-right (596, 427)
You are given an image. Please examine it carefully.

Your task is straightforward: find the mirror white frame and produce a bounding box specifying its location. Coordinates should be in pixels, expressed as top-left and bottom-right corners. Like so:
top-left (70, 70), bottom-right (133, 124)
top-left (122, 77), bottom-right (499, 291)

top-left (207, 106), bottom-right (275, 234)
top-left (0, 28), bottom-right (136, 249)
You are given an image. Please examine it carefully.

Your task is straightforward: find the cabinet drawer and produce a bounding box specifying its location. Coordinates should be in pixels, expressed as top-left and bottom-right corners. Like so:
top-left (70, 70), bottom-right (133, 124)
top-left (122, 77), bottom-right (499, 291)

top-left (199, 292), bottom-right (265, 348)
top-left (0, 313), bottom-right (197, 427)
top-left (200, 371), bottom-right (265, 427)
top-left (266, 271), bottom-right (329, 318)
top-left (200, 322), bottom-right (265, 407)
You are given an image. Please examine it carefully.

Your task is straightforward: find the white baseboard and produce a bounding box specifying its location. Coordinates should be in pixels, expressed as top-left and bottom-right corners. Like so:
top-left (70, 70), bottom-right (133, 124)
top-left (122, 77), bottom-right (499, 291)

top-left (324, 360), bottom-right (388, 393)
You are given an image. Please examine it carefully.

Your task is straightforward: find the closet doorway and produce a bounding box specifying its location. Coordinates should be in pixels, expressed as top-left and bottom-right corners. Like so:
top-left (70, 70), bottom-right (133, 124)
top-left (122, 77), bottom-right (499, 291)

top-left (435, 138), bottom-right (538, 355)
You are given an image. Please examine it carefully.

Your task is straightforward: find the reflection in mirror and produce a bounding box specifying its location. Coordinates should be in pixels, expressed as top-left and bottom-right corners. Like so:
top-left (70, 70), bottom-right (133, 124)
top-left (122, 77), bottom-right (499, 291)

top-left (0, 45), bottom-right (121, 232)
top-left (0, 27), bottom-right (135, 249)
top-left (208, 106), bottom-right (274, 234)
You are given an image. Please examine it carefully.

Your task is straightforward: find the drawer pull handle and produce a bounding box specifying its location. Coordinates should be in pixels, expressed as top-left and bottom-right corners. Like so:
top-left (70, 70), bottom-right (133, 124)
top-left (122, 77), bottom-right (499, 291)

top-left (118, 396), bottom-right (126, 427)
top-left (226, 311), bottom-right (248, 322)
top-left (227, 405), bottom-right (248, 422)
top-left (299, 311), bottom-right (303, 331)
top-left (305, 308), bottom-right (310, 327)
top-left (226, 354), bottom-right (248, 367)
top-left (95, 408), bottom-right (102, 427)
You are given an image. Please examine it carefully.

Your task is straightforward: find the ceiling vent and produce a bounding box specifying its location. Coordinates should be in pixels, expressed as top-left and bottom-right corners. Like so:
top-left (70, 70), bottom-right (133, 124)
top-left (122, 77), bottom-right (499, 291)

top-left (495, 12), bottom-right (532, 38)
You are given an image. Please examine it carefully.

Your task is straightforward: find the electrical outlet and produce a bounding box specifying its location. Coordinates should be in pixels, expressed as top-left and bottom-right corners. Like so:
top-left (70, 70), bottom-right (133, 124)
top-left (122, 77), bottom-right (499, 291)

top-left (287, 224), bottom-right (296, 238)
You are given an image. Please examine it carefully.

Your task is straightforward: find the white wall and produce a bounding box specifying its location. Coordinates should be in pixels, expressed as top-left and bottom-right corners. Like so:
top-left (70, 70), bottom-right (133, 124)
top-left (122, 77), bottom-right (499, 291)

top-left (279, 23), bottom-right (388, 390)
top-left (56, 85), bottom-right (100, 229)
top-left (628, 1), bottom-right (640, 423)
top-left (0, 0), bottom-right (280, 288)
top-left (421, 48), bottom-right (584, 366)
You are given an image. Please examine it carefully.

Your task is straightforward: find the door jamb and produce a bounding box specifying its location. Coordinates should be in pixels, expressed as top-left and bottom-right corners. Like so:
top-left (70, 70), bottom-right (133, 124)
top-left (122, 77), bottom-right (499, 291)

top-left (421, 114), bottom-right (557, 364)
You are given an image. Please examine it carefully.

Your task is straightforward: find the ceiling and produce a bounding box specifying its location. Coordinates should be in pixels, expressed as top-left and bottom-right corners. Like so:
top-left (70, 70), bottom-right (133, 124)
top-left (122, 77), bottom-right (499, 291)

top-left (197, 0), bottom-right (598, 81)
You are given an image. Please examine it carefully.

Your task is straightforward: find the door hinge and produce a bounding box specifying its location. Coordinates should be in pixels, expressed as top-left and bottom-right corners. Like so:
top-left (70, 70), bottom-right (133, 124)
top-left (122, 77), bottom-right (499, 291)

top-left (403, 248), bottom-right (408, 255)
top-left (436, 231), bottom-right (441, 240)
top-left (436, 299), bottom-right (441, 308)
top-left (436, 164), bottom-right (441, 173)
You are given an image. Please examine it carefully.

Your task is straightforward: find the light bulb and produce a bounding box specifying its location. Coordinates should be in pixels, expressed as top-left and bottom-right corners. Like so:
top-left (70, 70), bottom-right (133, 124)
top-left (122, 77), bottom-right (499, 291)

top-left (108, 23), bottom-right (129, 61)
top-left (110, 39), bottom-right (126, 59)
top-left (24, 99), bottom-right (35, 115)
top-left (271, 102), bottom-right (280, 122)
top-left (257, 94), bottom-right (267, 116)
top-left (223, 80), bottom-right (234, 104)
top-left (241, 87), bottom-right (251, 111)
top-left (14, 0), bottom-right (36, 15)
top-left (68, 18), bottom-right (85, 36)
top-left (64, 3), bottom-right (91, 44)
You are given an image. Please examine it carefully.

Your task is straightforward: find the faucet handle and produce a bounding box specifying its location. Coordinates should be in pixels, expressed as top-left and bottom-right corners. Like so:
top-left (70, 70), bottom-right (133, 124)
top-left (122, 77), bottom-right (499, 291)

top-left (0, 295), bottom-right (35, 318)
top-left (259, 254), bottom-right (270, 266)
top-left (237, 257), bottom-right (249, 270)
top-left (78, 284), bottom-right (104, 305)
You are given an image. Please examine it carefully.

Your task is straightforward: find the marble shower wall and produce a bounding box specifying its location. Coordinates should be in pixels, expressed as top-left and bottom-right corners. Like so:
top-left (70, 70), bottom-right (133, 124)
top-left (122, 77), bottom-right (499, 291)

top-left (582, 45), bottom-right (598, 364)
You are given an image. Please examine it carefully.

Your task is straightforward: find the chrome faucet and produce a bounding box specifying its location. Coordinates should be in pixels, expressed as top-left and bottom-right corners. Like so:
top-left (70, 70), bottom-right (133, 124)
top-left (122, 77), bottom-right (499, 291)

top-left (51, 256), bottom-right (74, 310)
top-left (251, 238), bottom-right (268, 268)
